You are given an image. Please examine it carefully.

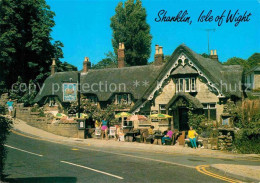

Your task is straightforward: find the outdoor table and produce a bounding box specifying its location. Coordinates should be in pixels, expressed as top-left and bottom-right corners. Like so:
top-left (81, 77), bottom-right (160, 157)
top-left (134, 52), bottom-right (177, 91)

top-left (154, 134), bottom-right (164, 145)
top-left (125, 131), bottom-right (138, 142)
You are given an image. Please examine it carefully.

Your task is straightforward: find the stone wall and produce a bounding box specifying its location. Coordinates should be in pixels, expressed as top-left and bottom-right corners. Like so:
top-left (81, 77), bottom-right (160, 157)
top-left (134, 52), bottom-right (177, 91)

top-left (151, 79), bottom-right (175, 111)
top-left (16, 106), bottom-right (78, 138)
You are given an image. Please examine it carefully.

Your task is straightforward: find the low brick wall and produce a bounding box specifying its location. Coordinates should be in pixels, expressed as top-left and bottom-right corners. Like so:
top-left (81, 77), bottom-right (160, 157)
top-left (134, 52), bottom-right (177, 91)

top-left (16, 107), bottom-right (78, 138)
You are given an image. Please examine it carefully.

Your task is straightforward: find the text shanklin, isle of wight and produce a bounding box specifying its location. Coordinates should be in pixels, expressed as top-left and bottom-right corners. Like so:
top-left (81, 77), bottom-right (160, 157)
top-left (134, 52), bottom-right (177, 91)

top-left (155, 10), bottom-right (252, 27)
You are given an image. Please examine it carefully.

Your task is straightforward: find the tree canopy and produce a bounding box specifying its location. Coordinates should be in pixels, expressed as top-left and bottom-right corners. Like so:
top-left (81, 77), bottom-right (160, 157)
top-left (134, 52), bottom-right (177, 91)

top-left (223, 53), bottom-right (260, 71)
top-left (247, 53), bottom-right (260, 68)
top-left (0, 0), bottom-right (76, 90)
top-left (110, 0), bottom-right (152, 66)
top-left (92, 52), bottom-right (117, 69)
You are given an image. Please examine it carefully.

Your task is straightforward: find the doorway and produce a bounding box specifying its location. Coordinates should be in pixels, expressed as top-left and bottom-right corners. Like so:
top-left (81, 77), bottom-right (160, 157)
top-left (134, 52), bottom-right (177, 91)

top-left (178, 107), bottom-right (189, 131)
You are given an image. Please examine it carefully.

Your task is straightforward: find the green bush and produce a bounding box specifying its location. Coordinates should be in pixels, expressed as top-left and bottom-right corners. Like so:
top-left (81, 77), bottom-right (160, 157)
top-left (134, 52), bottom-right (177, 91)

top-left (234, 121), bottom-right (260, 154)
top-left (0, 105), bottom-right (6, 115)
top-left (0, 116), bottom-right (12, 180)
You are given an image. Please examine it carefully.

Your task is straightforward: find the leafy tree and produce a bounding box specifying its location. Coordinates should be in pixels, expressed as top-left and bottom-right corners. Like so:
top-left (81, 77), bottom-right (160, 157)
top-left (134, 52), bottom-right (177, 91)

top-left (0, 82), bottom-right (8, 96)
top-left (200, 53), bottom-right (209, 58)
top-left (92, 52), bottom-right (117, 69)
top-left (0, 116), bottom-right (12, 180)
top-left (163, 55), bottom-right (171, 62)
top-left (247, 53), bottom-right (260, 68)
top-left (57, 62), bottom-right (77, 72)
top-left (0, 0), bottom-right (70, 89)
top-left (92, 58), bottom-right (117, 70)
top-left (9, 76), bottom-right (24, 102)
top-left (8, 77), bottom-right (38, 106)
top-left (223, 57), bottom-right (249, 70)
top-left (110, 0), bottom-right (152, 66)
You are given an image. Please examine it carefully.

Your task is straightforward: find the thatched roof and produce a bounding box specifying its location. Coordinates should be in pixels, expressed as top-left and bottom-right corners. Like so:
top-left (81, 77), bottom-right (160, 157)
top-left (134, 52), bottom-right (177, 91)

top-left (130, 44), bottom-right (243, 113)
top-left (34, 44), bottom-right (243, 109)
top-left (34, 65), bottom-right (164, 103)
top-left (245, 64), bottom-right (260, 75)
top-left (171, 64), bottom-right (197, 75)
top-left (165, 92), bottom-right (203, 109)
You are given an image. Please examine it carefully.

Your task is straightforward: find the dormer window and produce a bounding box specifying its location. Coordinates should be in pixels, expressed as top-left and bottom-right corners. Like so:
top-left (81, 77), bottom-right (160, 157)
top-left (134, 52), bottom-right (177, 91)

top-left (115, 94), bottom-right (131, 104)
top-left (176, 77), bottom-right (196, 92)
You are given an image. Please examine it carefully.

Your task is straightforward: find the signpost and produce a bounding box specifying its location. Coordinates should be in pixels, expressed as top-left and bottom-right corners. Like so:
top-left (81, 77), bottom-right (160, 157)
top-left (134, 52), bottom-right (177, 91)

top-left (63, 83), bottom-right (77, 102)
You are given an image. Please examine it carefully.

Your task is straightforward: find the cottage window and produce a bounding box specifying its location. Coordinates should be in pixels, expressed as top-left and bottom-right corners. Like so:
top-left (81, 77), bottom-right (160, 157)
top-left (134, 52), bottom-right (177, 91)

top-left (177, 78), bottom-right (184, 92)
top-left (48, 97), bottom-right (57, 107)
top-left (176, 77), bottom-right (196, 93)
top-left (191, 78), bottom-right (196, 92)
top-left (159, 104), bottom-right (166, 114)
top-left (222, 117), bottom-right (229, 126)
top-left (185, 78), bottom-right (190, 92)
top-left (122, 117), bottom-right (133, 127)
top-left (203, 103), bottom-right (216, 121)
top-left (116, 94), bottom-right (131, 104)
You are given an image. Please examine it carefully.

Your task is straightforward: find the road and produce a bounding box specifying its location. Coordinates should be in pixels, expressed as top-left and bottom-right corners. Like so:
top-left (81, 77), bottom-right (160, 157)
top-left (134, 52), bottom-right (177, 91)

top-left (3, 132), bottom-right (259, 183)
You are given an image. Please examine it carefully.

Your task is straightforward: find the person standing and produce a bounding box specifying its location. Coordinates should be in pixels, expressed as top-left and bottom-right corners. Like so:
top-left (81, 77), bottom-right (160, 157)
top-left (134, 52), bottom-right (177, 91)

top-left (101, 118), bottom-right (108, 140)
top-left (6, 99), bottom-right (14, 117)
top-left (188, 126), bottom-right (198, 149)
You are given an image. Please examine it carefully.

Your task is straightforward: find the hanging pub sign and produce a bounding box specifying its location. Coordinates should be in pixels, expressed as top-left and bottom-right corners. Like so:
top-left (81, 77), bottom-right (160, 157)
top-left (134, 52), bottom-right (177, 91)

top-left (63, 83), bottom-right (77, 102)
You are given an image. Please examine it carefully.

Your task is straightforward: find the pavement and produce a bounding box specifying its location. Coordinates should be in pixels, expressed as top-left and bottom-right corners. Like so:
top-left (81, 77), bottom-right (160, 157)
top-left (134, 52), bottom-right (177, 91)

top-left (4, 116), bottom-right (260, 182)
top-left (211, 164), bottom-right (260, 181)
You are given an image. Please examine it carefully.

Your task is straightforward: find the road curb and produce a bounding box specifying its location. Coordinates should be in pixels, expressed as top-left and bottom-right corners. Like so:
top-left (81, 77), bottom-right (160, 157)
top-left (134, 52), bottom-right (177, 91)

top-left (9, 117), bottom-right (260, 161)
top-left (210, 164), bottom-right (260, 182)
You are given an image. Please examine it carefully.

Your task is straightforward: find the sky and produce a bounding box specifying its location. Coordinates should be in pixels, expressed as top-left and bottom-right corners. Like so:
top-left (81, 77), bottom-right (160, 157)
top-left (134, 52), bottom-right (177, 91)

top-left (46, 0), bottom-right (260, 70)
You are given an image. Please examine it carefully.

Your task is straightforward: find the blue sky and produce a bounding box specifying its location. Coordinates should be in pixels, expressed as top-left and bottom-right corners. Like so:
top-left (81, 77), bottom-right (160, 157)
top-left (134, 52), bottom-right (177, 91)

top-left (46, 0), bottom-right (260, 70)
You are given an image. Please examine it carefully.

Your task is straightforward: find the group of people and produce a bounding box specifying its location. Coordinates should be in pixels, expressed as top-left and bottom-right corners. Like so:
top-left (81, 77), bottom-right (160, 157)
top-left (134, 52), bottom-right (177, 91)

top-left (94, 119), bottom-right (198, 149)
top-left (95, 118), bottom-right (109, 140)
top-left (147, 125), bottom-right (198, 148)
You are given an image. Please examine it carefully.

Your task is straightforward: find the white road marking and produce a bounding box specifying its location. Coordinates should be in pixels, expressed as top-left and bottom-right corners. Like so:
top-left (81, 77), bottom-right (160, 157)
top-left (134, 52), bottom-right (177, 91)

top-left (73, 146), bottom-right (194, 169)
top-left (60, 160), bottom-right (124, 180)
top-left (4, 144), bottom-right (43, 157)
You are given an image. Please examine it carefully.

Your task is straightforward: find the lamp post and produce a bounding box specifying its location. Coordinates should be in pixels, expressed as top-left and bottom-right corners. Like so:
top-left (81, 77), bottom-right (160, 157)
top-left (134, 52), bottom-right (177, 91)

top-left (77, 71), bottom-right (81, 118)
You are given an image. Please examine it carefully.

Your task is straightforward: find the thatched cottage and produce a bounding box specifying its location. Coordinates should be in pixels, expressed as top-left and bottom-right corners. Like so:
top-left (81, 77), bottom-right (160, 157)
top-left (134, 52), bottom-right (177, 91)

top-left (34, 44), bottom-right (244, 131)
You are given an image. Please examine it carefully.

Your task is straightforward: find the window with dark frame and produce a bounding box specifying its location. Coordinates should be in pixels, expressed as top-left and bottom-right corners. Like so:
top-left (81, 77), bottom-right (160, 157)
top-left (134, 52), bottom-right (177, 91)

top-left (159, 104), bottom-right (166, 114)
top-left (116, 94), bottom-right (131, 104)
top-left (202, 103), bottom-right (216, 120)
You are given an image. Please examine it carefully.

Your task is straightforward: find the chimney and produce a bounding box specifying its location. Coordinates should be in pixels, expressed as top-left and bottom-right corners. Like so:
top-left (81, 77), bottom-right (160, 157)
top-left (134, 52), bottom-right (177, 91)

top-left (51, 58), bottom-right (57, 76)
top-left (83, 57), bottom-right (91, 73)
top-left (118, 42), bottom-right (125, 68)
top-left (154, 45), bottom-right (164, 65)
top-left (210, 49), bottom-right (219, 61)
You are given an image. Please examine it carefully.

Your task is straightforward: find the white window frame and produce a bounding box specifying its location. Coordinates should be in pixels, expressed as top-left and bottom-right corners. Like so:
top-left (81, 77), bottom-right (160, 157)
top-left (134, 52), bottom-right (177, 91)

top-left (191, 77), bottom-right (196, 92)
top-left (185, 78), bottom-right (190, 92)
top-left (178, 78), bottom-right (184, 92)
top-left (176, 77), bottom-right (196, 93)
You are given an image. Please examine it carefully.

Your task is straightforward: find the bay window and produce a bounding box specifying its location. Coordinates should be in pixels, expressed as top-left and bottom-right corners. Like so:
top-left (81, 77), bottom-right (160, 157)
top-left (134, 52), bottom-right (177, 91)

top-left (176, 77), bottom-right (196, 93)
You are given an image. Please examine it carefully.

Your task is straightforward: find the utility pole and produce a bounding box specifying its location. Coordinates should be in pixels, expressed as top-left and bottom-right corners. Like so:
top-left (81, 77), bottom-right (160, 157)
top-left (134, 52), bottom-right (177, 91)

top-left (204, 29), bottom-right (216, 55)
top-left (77, 72), bottom-right (81, 119)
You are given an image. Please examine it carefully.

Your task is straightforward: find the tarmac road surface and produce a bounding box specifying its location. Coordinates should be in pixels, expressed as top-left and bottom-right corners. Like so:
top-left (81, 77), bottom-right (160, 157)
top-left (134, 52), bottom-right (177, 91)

top-left (3, 132), bottom-right (259, 183)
